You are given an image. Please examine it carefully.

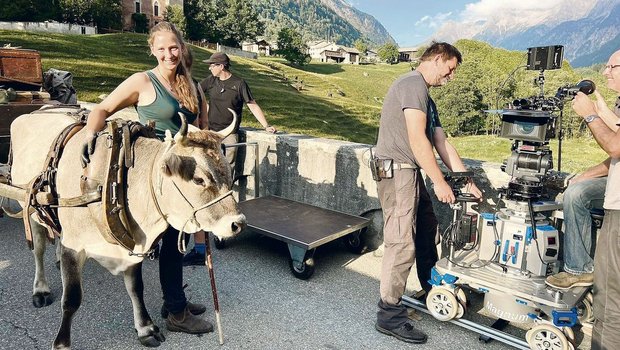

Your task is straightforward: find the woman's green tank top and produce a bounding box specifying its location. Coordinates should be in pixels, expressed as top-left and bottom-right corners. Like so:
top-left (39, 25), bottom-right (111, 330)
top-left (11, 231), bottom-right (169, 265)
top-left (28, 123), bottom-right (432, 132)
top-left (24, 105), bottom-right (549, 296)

top-left (136, 71), bottom-right (197, 139)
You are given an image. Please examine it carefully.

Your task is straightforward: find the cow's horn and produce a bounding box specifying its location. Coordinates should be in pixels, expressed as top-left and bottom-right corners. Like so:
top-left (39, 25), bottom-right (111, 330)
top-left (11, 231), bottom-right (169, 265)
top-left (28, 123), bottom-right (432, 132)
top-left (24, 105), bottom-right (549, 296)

top-left (215, 108), bottom-right (237, 138)
top-left (174, 112), bottom-right (188, 144)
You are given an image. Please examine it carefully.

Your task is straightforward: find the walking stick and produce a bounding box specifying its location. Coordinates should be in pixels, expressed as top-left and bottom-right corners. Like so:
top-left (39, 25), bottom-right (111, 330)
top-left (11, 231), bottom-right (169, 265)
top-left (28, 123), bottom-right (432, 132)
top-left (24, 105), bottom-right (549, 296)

top-left (205, 232), bottom-right (224, 345)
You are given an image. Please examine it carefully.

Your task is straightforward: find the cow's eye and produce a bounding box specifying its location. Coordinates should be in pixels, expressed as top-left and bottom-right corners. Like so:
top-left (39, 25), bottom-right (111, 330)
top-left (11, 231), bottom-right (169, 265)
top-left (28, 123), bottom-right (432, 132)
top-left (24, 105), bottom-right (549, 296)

top-left (192, 177), bottom-right (205, 186)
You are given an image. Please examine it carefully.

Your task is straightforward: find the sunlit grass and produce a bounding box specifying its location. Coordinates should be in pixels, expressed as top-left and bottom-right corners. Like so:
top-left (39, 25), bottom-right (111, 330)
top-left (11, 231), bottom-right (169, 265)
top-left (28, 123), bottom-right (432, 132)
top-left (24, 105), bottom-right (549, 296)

top-left (0, 30), bottom-right (607, 172)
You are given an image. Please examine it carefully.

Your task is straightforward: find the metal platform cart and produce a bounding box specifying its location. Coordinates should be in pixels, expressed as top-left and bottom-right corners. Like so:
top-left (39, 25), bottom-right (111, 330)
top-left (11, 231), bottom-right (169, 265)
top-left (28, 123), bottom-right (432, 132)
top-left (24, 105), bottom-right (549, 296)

top-left (220, 142), bottom-right (371, 280)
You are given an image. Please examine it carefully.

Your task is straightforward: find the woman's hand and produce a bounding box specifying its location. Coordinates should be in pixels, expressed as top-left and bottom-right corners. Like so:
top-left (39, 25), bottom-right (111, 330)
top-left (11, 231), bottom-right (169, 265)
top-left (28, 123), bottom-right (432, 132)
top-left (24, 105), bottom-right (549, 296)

top-left (80, 134), bottom-right (97, 168)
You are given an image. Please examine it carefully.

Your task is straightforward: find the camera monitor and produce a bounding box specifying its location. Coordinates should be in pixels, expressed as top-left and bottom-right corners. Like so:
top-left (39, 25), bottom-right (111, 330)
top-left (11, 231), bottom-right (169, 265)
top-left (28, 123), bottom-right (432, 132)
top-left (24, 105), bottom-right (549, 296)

top-left (499, 110), bottom-right (553, 142)
top-left (526, 45), bottom-right (564, 71)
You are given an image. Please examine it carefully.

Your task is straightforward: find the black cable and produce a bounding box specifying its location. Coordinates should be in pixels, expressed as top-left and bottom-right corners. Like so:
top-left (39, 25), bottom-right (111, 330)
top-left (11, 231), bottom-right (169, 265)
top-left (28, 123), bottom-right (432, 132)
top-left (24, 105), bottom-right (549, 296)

top-left (527, 198), bottom-right (547, 265)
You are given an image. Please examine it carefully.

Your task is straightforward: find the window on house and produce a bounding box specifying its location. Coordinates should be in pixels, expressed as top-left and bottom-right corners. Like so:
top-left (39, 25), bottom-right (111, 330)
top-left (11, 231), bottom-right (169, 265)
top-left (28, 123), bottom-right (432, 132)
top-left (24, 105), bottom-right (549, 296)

top-left (135, 0), bottom-right (141, 13)
top-left (154, 1), bottom-right (159, 16)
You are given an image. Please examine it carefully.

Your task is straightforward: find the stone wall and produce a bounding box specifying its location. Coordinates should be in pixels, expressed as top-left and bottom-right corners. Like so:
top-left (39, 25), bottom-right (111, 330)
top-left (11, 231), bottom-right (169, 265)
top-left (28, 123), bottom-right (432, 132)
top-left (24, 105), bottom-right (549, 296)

top-left (233, 129), bottom-right (569, 251)
top-left (0, 22), bottom-right (96, 35)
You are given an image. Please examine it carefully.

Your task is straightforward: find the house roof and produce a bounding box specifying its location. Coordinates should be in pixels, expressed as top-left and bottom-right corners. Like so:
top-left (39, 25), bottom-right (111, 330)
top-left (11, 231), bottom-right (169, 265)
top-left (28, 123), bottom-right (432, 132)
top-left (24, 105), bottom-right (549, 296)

top-left (399, 47), bottom-right (418, 53)
top-left (309, 41), bottom-right (333, 50)
top-left (339, 46), bottom-right (360, 54)
top-left (320, 50), bottom-right (344, 58)
top-left (242, 39), bottom-right (272, 46)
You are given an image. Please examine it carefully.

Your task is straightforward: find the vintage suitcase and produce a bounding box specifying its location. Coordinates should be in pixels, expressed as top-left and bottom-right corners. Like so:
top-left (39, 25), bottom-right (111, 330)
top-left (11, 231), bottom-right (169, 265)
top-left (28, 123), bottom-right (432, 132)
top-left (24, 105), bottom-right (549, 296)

top-left (0, 48), bottom-right (43, 87)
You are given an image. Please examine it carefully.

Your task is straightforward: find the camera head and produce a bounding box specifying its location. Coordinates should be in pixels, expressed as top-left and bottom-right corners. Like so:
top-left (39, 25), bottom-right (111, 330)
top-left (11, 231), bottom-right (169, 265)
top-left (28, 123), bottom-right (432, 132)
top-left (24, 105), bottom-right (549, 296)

top-left (555, 79), bottom-right (596, 99)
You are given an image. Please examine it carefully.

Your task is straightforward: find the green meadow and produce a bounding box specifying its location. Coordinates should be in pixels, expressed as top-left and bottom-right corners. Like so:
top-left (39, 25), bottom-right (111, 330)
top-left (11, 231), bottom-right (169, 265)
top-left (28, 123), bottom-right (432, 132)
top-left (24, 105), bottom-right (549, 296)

top-left (0, 30), bottom-right (608, 173)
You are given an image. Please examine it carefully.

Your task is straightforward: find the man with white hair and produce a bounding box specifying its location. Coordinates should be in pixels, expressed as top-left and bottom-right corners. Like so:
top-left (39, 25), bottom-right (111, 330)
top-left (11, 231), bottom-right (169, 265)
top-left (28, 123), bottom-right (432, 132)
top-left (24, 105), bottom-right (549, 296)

top-left (571, 49), bottom-right (620, 350)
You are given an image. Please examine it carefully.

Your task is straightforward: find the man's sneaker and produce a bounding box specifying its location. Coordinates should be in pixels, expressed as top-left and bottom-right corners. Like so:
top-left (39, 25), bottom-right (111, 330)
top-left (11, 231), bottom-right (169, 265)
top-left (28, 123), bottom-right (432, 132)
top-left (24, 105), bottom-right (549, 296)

top-left (161, 301), bottom-right (207, 319)
top-left (375, 321), bottom-right (427, 344)
top-left (165, 306), bottom-right (214, 334)
top-left (182, 249), bottom-right (205, 266)
top-left (545, 272), bottom-right (593, 290)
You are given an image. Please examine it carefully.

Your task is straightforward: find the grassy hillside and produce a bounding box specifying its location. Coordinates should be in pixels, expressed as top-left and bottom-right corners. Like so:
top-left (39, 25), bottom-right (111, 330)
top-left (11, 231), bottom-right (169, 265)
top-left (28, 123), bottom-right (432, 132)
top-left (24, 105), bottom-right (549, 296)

top-left (0, 30), bottom-right (608, 173)
top-left (1, 29), bottom-right (409, 144)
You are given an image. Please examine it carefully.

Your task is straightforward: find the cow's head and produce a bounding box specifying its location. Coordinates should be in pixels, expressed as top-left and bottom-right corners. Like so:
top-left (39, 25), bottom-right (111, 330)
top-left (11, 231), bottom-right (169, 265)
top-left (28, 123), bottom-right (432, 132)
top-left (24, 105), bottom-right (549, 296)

top-left (157, 111), bottom-right (245, 239)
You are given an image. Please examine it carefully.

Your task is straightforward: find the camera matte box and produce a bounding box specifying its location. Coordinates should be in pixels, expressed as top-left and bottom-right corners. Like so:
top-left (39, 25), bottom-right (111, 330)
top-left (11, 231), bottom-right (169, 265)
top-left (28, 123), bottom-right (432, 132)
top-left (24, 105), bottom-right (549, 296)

top-left (526, 45), bottom-right (564, 71)
top-left (500, 110), bottom-right (552, 142)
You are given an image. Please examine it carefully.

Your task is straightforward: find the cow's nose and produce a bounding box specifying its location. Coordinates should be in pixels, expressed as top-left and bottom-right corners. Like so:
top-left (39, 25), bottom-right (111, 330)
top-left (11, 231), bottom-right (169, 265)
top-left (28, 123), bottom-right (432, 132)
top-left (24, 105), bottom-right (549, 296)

top-left (231, 215), bottom-right (246, 235)
top-left (230, 214), bottom-right (246, 235)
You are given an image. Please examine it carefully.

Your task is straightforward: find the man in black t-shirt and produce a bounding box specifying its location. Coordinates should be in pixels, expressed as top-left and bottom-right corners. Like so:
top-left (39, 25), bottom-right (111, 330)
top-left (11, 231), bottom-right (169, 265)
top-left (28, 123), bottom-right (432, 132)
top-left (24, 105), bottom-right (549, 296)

top-left (199, 52), bottom-right (276, 163)
top-left (185, 53), bottom-right (276, 266)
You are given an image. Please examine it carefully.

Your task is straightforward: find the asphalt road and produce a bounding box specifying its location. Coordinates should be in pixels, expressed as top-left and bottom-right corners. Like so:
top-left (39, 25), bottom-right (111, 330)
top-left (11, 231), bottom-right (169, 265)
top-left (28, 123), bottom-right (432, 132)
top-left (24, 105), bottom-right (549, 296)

top-left (0, 215), bottom-right (591, 350)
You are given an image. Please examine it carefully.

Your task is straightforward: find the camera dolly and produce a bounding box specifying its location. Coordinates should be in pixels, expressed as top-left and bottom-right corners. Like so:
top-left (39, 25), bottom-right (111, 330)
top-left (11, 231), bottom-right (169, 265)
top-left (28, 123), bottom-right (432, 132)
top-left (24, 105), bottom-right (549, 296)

top-left (402, 172), bottom-right (592, 350)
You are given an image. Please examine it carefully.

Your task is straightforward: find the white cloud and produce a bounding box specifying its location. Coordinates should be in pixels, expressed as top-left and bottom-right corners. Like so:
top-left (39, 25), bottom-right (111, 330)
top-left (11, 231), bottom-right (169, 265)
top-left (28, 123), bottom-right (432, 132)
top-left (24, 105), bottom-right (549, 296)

top-left (462, 0), bottom-right (563, 21)
top-left (458, 0), bottom-right (596, 25)
top-left (415, 12), bottom-right (453, 28)
top-left (425, 0), bottom-right (601, 47)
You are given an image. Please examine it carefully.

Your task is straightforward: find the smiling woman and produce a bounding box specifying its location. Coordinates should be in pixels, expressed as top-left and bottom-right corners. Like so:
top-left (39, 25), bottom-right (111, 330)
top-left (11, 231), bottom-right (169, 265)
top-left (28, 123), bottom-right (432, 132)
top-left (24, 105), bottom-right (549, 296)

top-left (75, 20), bottom-right (214, 344)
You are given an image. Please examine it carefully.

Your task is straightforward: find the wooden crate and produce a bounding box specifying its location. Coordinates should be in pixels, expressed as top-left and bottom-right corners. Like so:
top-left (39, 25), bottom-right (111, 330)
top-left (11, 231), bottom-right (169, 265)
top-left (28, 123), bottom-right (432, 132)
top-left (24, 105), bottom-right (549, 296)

top-left (0, 48), bottom-right (43, 86)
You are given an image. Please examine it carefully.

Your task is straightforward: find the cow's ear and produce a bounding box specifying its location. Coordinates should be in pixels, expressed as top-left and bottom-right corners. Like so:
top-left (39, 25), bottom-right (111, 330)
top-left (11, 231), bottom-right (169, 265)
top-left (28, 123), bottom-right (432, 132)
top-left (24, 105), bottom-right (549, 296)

top-left (161, 153), bottom-right (182, 178)
top-left (161, 153), bottom-right (195, 181)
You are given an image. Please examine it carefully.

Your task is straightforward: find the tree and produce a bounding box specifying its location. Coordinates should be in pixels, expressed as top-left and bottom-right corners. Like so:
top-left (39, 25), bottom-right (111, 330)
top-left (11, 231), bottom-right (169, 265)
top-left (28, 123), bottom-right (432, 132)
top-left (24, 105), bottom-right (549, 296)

top-left (276, 28), bottom-right (310, 66)
top-left (131, 13), bottom-right (148, 33)
top-left (184, 0), bottom-right (223, 42)
top-left (215, 0), bottom-right (265, 47)
top-left (377, 43), bottom-right (399, 64)
top-left (57, 0), bottom-right (122, 29)
top-left (91, 0), bottom-right (122, 29)
top-left (164, 5), bottom-right (186, 34)
top-left (354, 39), bottom-right (368, 56)
top-left (0, 0), bottom-right (59, 22)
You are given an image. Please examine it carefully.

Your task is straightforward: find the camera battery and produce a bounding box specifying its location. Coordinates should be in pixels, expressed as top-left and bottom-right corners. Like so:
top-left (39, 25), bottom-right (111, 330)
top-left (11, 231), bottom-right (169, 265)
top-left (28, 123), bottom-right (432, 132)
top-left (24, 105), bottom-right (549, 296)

top-left (458, 212), bottom-right (478, 247)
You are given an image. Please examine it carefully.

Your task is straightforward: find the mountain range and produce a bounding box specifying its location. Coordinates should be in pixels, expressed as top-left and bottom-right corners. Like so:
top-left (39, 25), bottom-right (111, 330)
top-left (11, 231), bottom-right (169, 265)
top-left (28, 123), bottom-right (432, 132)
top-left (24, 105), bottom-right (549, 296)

top-left (251, 0), bottom-right (617, 67)
top-left (252, 0), bottom-right (394, 46)
top-left (430, 0), bottom-right (620, 67)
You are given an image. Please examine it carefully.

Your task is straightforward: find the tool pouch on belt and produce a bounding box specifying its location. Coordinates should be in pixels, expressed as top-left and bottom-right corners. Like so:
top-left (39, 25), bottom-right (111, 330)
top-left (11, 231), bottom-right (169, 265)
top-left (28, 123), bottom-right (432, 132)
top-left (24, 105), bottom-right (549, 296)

top-left (370, 158), bottom-right (393, 181)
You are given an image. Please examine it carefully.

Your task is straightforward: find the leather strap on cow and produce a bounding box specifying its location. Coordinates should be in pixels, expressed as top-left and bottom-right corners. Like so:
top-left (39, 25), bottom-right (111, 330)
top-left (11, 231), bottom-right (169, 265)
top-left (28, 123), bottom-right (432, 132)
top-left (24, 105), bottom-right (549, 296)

top-left (102, 120), bottom-right (134, 251)
top-left (81, 119), bottom-right (156, 252)
top-left (22, 118), bottom-right (86, 249)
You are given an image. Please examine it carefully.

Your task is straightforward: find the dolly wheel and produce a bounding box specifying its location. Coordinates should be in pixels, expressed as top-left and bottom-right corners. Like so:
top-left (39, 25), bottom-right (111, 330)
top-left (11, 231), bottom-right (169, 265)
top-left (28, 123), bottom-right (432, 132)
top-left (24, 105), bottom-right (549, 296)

top-left (526, 324), bottom-right (570, 350)
top-left (342, 228), bottom-right (367, 254)
top-left (562, 327), bottom-right (576, 349)
top-left (577, 292), bottom-right (594, 324)
top-left (426, 288), bottom-right (459, 321)
top-left (213, 236), bottom-right (227, 250)
top-left (455, 287), bottom-right (467, 319)
top-left (289, 257), bottom-right (315, 280)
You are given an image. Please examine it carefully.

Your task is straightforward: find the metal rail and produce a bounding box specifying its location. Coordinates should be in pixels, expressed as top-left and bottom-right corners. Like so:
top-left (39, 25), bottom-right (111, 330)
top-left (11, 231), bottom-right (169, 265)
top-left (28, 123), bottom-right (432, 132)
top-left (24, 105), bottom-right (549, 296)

top-left (401, 295), bottom-right (530, 350)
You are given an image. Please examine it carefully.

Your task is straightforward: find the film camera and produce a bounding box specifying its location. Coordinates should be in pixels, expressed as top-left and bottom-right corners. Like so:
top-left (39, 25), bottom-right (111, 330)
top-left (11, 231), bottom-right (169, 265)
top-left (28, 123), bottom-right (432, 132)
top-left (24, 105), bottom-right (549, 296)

top-left (497, 46), bottom-right (596, 200)
top-left (499, 109), bottom-right (555, 199)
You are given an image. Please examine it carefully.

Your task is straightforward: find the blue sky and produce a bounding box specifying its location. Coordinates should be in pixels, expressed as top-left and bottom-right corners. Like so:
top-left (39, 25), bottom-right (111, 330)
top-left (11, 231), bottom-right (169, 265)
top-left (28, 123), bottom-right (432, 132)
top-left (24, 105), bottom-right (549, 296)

top-left (348, 0), bottom-right (598, 48)
top-left (349, 0), bottom-right (473, 47)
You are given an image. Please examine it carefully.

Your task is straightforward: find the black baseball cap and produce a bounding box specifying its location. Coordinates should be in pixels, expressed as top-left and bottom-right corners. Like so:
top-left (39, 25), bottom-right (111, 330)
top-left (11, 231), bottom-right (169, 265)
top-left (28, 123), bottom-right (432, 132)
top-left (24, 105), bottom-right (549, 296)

top-left (204, 52), bottom-right (230, 65)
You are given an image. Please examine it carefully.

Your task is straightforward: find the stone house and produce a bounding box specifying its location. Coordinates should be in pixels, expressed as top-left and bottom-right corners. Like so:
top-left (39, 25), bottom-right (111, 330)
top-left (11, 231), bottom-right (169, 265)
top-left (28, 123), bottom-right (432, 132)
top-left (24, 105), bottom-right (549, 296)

top-left (241, 39), bottom-right (276, 56)
top-left (307, 41), bottom-right (360, 64)
top-left (121, 0), bottom-right (183, 31)
top-left (398, 47), bottom-right (418, 62)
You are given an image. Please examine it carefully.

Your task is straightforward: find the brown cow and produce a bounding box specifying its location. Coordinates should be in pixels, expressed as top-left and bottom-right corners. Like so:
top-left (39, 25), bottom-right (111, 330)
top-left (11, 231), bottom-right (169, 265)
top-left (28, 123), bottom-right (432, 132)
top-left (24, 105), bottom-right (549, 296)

top-left (8, 107), bottom-right (245, 349)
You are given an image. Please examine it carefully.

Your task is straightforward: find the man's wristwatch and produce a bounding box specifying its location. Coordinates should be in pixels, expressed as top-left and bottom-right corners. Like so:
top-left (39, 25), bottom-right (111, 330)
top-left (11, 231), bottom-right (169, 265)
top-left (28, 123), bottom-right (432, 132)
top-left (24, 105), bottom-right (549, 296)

top-left (585, 114), bottom-right (600, 124)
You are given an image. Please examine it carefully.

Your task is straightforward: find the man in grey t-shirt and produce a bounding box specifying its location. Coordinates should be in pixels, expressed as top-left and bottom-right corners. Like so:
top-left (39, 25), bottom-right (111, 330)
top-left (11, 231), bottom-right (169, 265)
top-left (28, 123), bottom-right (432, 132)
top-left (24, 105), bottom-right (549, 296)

top-left (374, 42), bottom-right (482, 344)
